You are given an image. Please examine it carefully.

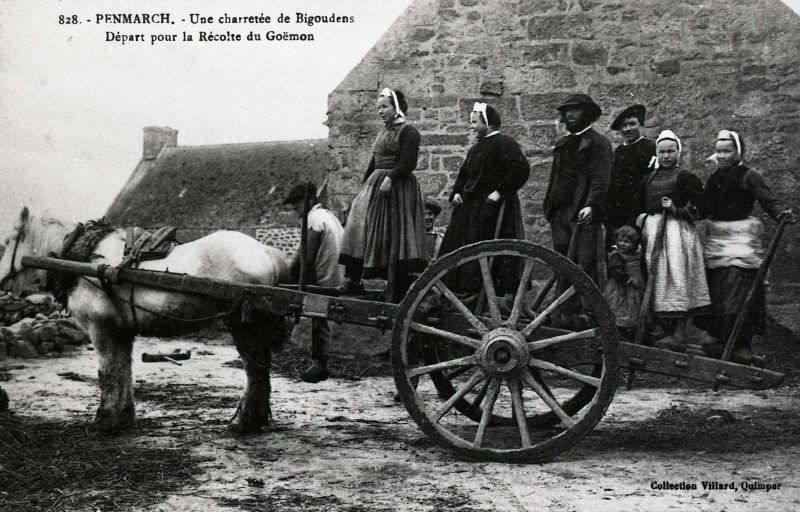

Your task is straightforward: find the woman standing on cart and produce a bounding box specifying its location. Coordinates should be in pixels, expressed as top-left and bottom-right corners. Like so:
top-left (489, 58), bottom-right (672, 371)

top-left (338, 88), bottom-right (427, 300)
top-left (634, 130), bottom-right (710, 351)
top-left (696, 130), bottom-right (795, 364)
top-left (439, 102), bottom-right (530, 294)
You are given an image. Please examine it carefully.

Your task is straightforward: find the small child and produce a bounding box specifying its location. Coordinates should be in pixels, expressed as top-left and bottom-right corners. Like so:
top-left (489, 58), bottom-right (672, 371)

top-left (603, 225), bottom-right (645, 340)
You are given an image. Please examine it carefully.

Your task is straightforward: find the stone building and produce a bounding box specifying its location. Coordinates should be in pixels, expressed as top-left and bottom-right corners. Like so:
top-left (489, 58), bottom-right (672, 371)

top-left (325, 0), bottom-right (800, 298)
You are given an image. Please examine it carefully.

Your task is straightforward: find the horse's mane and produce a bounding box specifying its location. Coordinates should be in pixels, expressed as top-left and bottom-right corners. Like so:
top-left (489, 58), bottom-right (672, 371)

top-left (49, 218), bottom-right (117, 305)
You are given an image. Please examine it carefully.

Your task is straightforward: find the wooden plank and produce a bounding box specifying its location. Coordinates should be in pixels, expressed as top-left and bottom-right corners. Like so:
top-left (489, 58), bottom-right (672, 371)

top-left (616, 342), bottom-right (785, 390)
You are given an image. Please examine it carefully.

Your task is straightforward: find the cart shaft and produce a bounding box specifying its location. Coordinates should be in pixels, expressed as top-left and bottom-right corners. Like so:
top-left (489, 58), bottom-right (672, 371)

top-left (22, 255), bottom-right (397, 329)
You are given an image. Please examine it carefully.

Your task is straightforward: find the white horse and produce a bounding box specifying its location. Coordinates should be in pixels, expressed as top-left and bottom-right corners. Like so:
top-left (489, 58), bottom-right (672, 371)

top-left (0, 207), bottom-right (289, 434)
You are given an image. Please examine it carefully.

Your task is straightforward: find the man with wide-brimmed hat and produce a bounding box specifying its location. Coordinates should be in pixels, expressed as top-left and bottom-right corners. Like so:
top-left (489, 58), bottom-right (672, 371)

top-left (543, 93), bottom-right (611, 286)
top-left (283, 182), bottom-right (344, 383)
top-left (606, 104), bottom-right (656, 249)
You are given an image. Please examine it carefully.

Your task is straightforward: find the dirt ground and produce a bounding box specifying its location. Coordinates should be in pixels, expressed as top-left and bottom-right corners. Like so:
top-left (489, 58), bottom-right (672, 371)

top-left (1, 319), bottom-right (799, 512)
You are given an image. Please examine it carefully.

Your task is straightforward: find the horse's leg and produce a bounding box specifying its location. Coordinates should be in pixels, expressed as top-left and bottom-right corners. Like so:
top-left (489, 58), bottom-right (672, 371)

top-left (90, 324), bottom-right (136, 431)
top-left (228, 315), bottom-right (273, 435)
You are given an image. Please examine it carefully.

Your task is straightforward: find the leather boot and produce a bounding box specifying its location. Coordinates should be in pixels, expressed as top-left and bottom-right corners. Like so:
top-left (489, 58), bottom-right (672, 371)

top-left (300, 358), bottom-right (329, 383)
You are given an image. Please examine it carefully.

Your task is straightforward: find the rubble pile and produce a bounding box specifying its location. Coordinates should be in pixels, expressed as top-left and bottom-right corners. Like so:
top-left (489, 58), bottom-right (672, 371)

top-left (0, 291), bottom-right (60, 325)
top-left (0, 291), bottom-right (89, 359)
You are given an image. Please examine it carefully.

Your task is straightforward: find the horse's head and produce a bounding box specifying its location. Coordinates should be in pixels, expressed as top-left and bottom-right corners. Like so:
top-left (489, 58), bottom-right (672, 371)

top-left (0, 207), bottom-right (72, 296)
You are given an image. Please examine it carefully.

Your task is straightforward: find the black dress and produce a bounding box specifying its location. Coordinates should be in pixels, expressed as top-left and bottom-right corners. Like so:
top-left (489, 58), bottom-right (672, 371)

top-left (695, 163), bottom-right (787, 345)
top-left (440, 132), bottom-right (530, 294)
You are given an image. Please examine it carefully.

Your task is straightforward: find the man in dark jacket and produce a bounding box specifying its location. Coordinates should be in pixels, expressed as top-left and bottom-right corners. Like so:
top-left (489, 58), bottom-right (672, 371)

top-left (543, 93), bottom-right (611, 285)
top-left (606, 104), bottom-right (656, 250)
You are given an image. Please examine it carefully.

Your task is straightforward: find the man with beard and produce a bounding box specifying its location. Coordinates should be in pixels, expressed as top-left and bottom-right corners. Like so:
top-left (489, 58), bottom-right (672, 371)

top-left (543, 93), bottom-right (612, 286)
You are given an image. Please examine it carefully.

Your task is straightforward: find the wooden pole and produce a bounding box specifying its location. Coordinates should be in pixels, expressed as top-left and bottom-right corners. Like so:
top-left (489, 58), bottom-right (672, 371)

top-left (628, 210), bottom-right (668, 389)
top-left (634, 211), bottom-right (669, 345)
top-left (475, 201), bottom-right (506, 314)
top-left (714, 220), bottom-right (787, 390)
top-left (298, 182), bottom-right (311, 294)
top-left (386, 191), bottom-right (401, 302)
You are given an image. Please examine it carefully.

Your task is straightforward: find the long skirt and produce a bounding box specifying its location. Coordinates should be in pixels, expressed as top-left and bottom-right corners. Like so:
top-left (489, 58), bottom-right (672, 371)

top-left (642, 213), bottom-right (710, 316)
top-left (697, 217), bottom-right (766, 340)
top-left (339, 169), bottom-right (427, 279)
top-left (439, 193), bottom-right (524, 295)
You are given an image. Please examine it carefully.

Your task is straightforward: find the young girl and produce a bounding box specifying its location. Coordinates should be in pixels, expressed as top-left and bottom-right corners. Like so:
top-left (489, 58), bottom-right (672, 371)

top-left (338, 88), bottom-right (427, 299)
top-left (603, 225), bottom-right (644, 340)
top-left (635, 130), bottom-right (710, 351)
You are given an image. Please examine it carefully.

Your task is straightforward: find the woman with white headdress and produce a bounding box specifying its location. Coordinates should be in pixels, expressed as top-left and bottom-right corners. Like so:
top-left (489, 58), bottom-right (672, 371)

top-left (439, 102), bottom-right (530, 294)
top-left (634, 129), bottom-right (710, 351)
top-left (338, 87), bottom-right (427, 298)
top-left (696, 130), bottom-right (795, 363)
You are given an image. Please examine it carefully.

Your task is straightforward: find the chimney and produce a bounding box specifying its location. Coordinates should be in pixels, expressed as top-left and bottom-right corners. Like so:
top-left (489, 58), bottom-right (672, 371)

top-left (143, 126), bottom-right (178, 160)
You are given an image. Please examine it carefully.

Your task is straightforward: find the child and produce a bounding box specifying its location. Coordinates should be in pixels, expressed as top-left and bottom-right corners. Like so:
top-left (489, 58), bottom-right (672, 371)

top-left (634, 130), bottom-right (710, 351)
top-left (603, 225), bottom-right (644, 340)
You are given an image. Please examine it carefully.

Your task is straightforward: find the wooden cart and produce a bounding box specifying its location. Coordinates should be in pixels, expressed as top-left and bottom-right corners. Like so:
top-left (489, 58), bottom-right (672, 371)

top-left (22, 239), bottom-right (784, 463)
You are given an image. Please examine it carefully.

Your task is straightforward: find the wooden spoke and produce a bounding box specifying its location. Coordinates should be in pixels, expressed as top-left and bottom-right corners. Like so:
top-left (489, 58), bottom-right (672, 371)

top-left (471, 378), bottom-right (490, 408)
top-left (529, 274), bottom-right (557, 312)
top-left (410, 322), bottom-right (481, 349)
top-left (473, 378), bottom-right (502, 448)
top-left (528, 358), bottom-right (601, 388)
top-left (408, 354), bottom-right (478, 378)
top-left (431, 369), bottom-right (485, 423)
top-left (443, 365), bottom-right (472, 381)
top-left (478, 257), bottom-right (502, 325)
top-left (506, 259), bottom-right (535, 326)
top-left (527, 328), bottom-right (598, 352)
top-left (521, 286), bottom-right (576, 337)
top-left (508, 379), bottom-right (532, 448)
top-left (521, 368), bottom-right (576, 428)
top-left (434, 280), bottom-right (488, 336)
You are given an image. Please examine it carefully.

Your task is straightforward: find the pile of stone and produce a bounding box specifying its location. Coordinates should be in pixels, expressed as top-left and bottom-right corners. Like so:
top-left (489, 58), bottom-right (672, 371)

top-left (0, 291), bottom-right (60, 325)
top-left (0, 291), bottom-right (89, 359)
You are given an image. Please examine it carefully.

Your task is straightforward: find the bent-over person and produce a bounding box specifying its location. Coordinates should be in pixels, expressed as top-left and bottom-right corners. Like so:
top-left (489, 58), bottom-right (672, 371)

top-left (284, 183), bottom-right (344, 383)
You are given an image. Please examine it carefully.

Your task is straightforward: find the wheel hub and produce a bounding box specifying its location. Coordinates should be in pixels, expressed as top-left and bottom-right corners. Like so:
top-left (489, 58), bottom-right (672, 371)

top-left (479, 327), bottom-right (529, 374)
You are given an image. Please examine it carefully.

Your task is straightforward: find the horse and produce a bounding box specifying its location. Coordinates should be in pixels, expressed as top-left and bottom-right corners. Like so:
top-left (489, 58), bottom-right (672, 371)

top-left (0, 207), bottom-right (290, 435)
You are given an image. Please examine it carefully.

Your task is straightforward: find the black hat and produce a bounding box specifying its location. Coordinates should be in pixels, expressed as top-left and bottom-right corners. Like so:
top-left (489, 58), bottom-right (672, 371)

top-left (283, 182), bottom-right (317, 205)
top-left (556, 93), bottom-right (602, 122)
top-left (610, 104), bottom-right (646, 131)
top-left (424, 197), bottom-right (442, 216)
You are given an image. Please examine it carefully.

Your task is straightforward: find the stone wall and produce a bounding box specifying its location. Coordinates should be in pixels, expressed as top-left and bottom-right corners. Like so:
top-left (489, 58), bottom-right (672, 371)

top-left (327, 0), bottom-right (800, 297)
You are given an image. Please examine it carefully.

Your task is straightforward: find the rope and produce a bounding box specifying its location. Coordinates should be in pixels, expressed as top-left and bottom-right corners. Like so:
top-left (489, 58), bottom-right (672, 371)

top-left (78, 274), bottom-right (233, 324)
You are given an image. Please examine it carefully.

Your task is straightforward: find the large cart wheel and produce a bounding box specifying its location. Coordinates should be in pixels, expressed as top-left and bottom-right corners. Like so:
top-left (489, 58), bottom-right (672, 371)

top-left (392, 240), bottom-right (619, 462)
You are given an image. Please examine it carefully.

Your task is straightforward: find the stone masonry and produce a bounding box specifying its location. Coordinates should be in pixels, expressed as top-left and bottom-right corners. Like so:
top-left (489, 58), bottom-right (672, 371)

top-left (326, 0), bottom-right (800, 299)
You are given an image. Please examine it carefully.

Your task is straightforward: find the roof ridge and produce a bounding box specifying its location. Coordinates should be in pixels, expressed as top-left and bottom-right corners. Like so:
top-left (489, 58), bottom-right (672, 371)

top-left (162, 138), bottom-right (328, 151)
